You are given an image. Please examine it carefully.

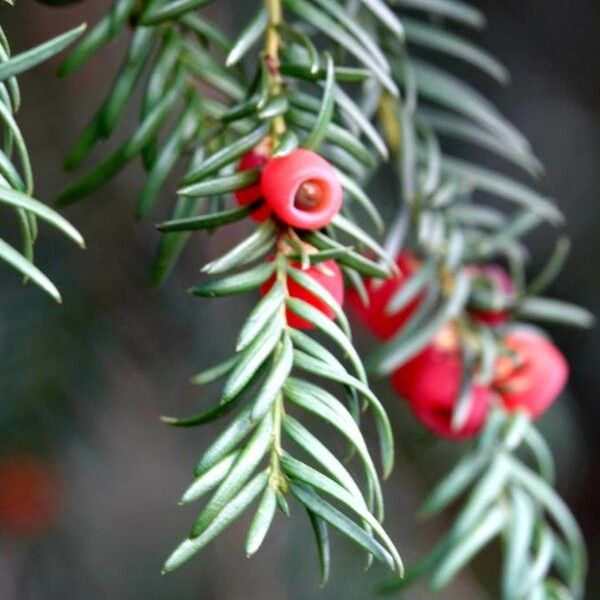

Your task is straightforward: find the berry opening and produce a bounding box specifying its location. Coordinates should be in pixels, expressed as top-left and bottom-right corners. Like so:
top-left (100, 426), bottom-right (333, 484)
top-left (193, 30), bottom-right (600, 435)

top-left (294, 180), bottom-right (325, 213)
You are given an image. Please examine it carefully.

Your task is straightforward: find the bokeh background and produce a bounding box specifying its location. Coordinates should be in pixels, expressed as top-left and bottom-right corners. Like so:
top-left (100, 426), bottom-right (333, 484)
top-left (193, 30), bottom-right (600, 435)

top-left (0, 1), bottom-right (598, 598)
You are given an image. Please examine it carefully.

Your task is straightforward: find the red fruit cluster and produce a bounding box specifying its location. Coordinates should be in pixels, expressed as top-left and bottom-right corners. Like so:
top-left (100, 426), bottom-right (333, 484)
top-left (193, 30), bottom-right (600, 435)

top-left (235, 146), bottom-right (343, 230)
top-left (347, 251), bottom-right (568, 439)
top-left (347, 251), bottom-right (423, 340)
top-left (0, 455), bottom-right (60, 537)
top-left (349, 253), bottom-right (516, 342)
top-left (395, 329), bottom-right (568, 440)
top-left (260, 259), bottom-right (344, 330)
top-left (390, 326), bottom-right (568, 441)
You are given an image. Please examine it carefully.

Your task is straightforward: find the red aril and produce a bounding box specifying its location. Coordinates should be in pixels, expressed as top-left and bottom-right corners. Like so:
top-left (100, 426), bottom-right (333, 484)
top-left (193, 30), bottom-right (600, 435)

top-left (494, 329), bottom-right (568, 418)
top-left (260, 149), bottom-right (342, 230)
top-left (260, 259), bottom-right (344, 329)
top-left (348, 251), bottom-right (423, 340)
top-left (391, 326), bottom-right (492, 440)
top-left (234, 138), bottom-right (272, 222)
top-left (468, 264), bottom-right (515, 326)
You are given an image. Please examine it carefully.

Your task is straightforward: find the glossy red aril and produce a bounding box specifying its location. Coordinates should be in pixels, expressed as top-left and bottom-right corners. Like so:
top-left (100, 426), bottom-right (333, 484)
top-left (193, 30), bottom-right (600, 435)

top-left (260, 149), bottom-right (343, 230)
top-left (0, 455), bottom-right (60, 536)
top-left (391, 326), bottom-right (492, 440)
top-left (493, 329), bottom-right (568, 418)
top-left (468, 264), bottom-right (515, 326)
top-left (348, 251), bottom-right (423, 340)
top-left (260, 259), bottom-right (344, 329)
top-left (234, 138), bottom-right (272, 222)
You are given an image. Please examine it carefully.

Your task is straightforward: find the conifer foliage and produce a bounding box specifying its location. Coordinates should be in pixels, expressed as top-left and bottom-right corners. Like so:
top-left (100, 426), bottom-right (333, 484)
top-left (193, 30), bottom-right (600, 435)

top-left (13, 0), bottom-right (594, 596)
top-left (0, 6), bottom-right (84, 301)
top-left (53, 0), bottom-right (405, 581)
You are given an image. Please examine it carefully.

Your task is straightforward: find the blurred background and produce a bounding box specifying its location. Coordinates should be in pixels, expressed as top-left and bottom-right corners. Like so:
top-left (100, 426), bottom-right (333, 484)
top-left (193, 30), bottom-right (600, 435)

top-left (0, 1), bottom-right (598, 598)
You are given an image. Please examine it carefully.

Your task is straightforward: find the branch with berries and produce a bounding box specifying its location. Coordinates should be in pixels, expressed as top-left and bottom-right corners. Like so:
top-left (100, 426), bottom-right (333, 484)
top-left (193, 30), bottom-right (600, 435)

top-left (343, 2), bottom-right (591, 596)
top-left (37, 0), bottom-right (593, 596)
top-left (50, 0), bottom-right (408, 582)
top-left (359, 264), bottom-right (587, 597)
top-left (158, 147), bottom-right (403, 577)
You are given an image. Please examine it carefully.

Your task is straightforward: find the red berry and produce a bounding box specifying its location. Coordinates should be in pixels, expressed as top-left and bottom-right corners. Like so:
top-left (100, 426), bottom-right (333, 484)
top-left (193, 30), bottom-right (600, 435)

top-left (348, 251), bottom-right (423, 340)
top-left (0, 455), bottom-right (60, 537)
top-left (493, 329), bottom-right (568, 418)
top-left (260, 149), bottom-right (343, 230)
top-left (410, 385), bottom-right (494, 441)
top-left (391, 327), bottom-right (492, 440)
top-left (468, 264), bottom-right (515, 326)
top-left (234, 139), bottom-right (272, 222)
top-left (260, 259), bottom-right (344, 329)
